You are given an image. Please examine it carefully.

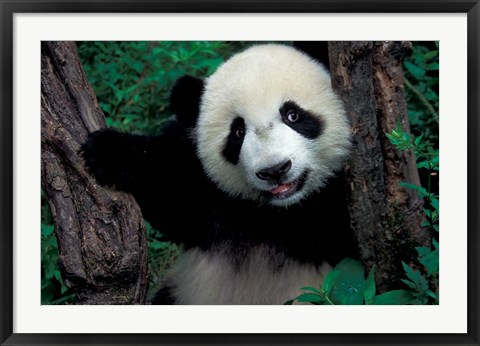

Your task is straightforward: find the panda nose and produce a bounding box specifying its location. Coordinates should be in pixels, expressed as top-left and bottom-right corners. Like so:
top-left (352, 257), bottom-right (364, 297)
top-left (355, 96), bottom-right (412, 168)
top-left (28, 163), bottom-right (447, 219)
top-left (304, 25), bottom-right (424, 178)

top-left (256, 160), bottom-right (292, 182)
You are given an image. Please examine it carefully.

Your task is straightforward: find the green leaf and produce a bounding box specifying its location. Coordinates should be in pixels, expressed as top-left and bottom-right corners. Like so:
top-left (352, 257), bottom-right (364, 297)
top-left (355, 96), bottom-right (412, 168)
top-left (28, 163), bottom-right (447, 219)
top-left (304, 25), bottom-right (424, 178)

top-left (149, 241), bottom-right (169, 250)
top-left (426, 290), bottom-right (438, 299)
top-left (385, 132), bottom-right (397, 142)
top-left (283, 299), bottom-right (294, 305)
top-left (421, 221), bottom-right (430, 227)
top-left (402, 262), bottom-right (420, 284)
top-left (105, 117), bottom-right (116, 127)
top-left (418, 274), bottom-right (430, 292)
top-left (322, 269), bottom-right (340, 295)
top-left (41, 224), bottom-right (54, 237)
top-left (100, 102), bottom-right (112, 114)
top-left (430, 196), bottom-right (439, 211)
top-left (417, 245), bottom-right (439, 277)
top-left (400, 182), bottom-right (428, 197)
top-left (372, 290), bottom-right (415, 305)
top-left (300, 286), bottom-right (322, 295)
top-left (364, 265), bottom-right (376, 304)
top-left (415, 246), bottom-right (430, 257)
top-left (131, 61), bottom-right (144, 74)
top-left (53, 270), bottom-right (62, 282)
top-left (295, 293), bottom-right (324, 304)
top-left (41, 287), bottom-right (54, 305)
top-left (423, 50), bottom-right (439, 60)
top-left (196, 57), bottom-right (225, 72)
top-left (401, 279), bottom-right (418, 290)
top-left (402, 262), bottom-right (430, 293)
top-left (405, 61), bottom-right (426, 79)
top-left (416, 161), bottom-right (430, 169)
top-left (414, 134), bottom-right (424, 147)
top-left (60, 283), bottom-right (69, 294)
top-left (329, 258), bottom-right (366, 305)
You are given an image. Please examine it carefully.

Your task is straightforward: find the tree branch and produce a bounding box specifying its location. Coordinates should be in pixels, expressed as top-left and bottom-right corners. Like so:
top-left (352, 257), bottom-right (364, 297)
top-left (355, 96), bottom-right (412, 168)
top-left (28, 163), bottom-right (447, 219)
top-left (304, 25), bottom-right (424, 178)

top-left (41, 41), bottom-right (149, 304)
top-left (329, 41), bottom-right (430, 292)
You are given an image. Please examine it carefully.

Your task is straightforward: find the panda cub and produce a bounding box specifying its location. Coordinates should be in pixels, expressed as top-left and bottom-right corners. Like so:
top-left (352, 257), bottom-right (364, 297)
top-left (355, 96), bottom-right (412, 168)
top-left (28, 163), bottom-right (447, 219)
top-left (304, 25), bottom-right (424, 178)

top-left (82, 43), bottom-right (356, 304)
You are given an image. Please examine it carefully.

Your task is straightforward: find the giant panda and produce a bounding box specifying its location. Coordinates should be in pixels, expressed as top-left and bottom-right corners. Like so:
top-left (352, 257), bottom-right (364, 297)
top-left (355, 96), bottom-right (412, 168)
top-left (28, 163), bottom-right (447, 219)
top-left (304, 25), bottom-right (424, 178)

top-left (81, 43), bottom-right (356, 304)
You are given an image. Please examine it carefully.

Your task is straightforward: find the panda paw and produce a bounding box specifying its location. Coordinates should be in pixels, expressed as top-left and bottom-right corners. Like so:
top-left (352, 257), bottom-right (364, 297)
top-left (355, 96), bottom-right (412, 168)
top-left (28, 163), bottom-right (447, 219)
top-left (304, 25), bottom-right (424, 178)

top-left (81, 129), bottom-right (139, 191)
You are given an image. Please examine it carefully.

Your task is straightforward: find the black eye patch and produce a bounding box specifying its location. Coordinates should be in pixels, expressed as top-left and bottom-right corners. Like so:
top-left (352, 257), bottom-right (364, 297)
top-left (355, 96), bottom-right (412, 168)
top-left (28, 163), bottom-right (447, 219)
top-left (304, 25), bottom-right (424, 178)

top-left (222, 117), bottom-right (246, 165)
top-left (279, 101), bottom-right (323, 139)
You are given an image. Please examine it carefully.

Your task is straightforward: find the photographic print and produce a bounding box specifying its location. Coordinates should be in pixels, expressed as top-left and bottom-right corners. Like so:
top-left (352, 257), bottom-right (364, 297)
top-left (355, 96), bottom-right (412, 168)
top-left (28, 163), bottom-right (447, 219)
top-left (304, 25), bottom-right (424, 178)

top-left (41, 41), bottom-right (439, 306)
top-left (2, 4), bottom-right (478, 345)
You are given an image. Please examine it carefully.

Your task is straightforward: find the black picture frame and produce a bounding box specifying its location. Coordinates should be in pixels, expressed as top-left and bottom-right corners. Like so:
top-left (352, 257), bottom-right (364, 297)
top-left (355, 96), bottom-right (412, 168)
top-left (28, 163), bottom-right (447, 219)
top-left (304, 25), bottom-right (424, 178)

top-left (1, 1), bottom-right (479, 345)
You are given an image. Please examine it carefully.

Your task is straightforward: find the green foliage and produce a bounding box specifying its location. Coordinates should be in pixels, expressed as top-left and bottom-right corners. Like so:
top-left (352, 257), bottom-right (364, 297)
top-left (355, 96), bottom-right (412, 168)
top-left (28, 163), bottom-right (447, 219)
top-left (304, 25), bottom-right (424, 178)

top-left (372, 289), bottom-right (415, 305)
top-left (386, 120), bottom-right (439, 305)
top-left (403, 42), bottom-right (439, 146)
top-left (386, 122), bottom-right (439, 232)
top-left (364, 264), bottom-right (376, 304)
top-left (396, 241), bottom-right (439, 305)
top-left (416, 239), bottom-right (439, 277)
top-left (401, 261), bottom-right (438, 304)
top-left (328, 258), bottom-right (366, 304)
top-left (77, 41), bottom-right (253, 135)
top-left (385, 120), bottom-right (439, 172)
top-left (285, 259), bottom-right (416, 305)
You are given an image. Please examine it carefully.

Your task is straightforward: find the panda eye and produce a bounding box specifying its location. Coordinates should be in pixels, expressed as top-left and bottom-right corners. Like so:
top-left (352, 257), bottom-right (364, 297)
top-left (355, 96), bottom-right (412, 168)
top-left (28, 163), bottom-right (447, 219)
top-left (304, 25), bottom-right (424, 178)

top-left (235, 129), bottom-right (245, 138)
top-left (286, 110), bottom-right (300, 123)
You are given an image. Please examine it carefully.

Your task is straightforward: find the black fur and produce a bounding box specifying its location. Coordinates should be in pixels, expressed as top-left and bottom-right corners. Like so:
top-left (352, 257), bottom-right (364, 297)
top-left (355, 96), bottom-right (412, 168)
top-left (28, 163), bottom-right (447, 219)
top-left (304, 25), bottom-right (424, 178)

top-left (151, 285), bottom-right (176, 305)
top-left (280, 101), bottom-right (324, 139)
top-left (204, 173), bottom-right (357, 266)
top-left (81, 130), bottom-right (155, 191)
top-left (170, 75), bottom-right (204, 129)
top-left (221, 117), bottom-right (246, 165)
top-left (293, 41), bottom-right (330, 69)
top-left (82, 123), bottom-right (218, 248)
top-left (82, 125), bottom-right (356, 265)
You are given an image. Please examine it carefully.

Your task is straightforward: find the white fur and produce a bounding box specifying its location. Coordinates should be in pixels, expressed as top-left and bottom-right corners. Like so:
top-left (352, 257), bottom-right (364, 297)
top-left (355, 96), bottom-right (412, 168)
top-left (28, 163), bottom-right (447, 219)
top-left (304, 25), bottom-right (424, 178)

top-left (196, 44), bottom-right (351, 206)
top-left (165, 246), bottom-right (331, 304)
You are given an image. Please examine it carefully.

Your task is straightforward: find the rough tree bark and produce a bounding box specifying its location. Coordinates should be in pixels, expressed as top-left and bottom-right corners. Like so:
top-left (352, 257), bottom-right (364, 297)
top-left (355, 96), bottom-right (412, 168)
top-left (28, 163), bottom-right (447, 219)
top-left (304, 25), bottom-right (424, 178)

top-left (328, 41), bottom-right (430, 291)
top-left (41, 41), bottom-right (149, 304)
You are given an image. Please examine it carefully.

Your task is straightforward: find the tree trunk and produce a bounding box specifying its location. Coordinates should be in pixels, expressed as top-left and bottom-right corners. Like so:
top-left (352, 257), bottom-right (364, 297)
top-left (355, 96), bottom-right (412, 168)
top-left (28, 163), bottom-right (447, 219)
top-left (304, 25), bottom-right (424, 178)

top-left (328, 41), bottom-right (430, 292)
top-left (41, 41), bottom-right (149, 304)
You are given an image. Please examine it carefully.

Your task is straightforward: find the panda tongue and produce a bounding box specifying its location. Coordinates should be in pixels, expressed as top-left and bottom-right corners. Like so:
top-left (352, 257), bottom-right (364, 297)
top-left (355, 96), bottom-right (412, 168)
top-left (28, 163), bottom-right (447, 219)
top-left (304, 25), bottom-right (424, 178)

top-left (270, 183), bottom-right (292, 195)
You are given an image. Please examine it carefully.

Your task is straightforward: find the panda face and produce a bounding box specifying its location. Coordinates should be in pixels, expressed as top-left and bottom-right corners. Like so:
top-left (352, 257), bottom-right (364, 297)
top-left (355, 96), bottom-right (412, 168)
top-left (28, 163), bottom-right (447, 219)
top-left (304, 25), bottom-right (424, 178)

top-left (196, 44), bottom-right (351, 207)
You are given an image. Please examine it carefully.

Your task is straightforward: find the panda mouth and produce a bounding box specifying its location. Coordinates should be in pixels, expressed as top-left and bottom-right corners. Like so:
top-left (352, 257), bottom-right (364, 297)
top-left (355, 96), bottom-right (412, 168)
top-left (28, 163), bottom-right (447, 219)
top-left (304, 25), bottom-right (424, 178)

top-left (269, 171), bottom-right (309, 200)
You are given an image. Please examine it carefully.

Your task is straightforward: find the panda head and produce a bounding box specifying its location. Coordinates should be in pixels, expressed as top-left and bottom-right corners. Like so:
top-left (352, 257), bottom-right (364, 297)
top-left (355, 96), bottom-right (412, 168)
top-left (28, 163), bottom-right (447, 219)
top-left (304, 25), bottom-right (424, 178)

top-left (171, 44), bottom-right (351, 207)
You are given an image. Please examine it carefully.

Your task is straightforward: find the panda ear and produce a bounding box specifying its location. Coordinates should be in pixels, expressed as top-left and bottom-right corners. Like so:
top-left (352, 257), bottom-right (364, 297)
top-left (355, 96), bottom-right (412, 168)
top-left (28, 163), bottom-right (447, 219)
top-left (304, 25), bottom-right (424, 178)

top-left (293, 41), bottom-right (330, 70)
top-left (170, 75), bottom-right (204, 129)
